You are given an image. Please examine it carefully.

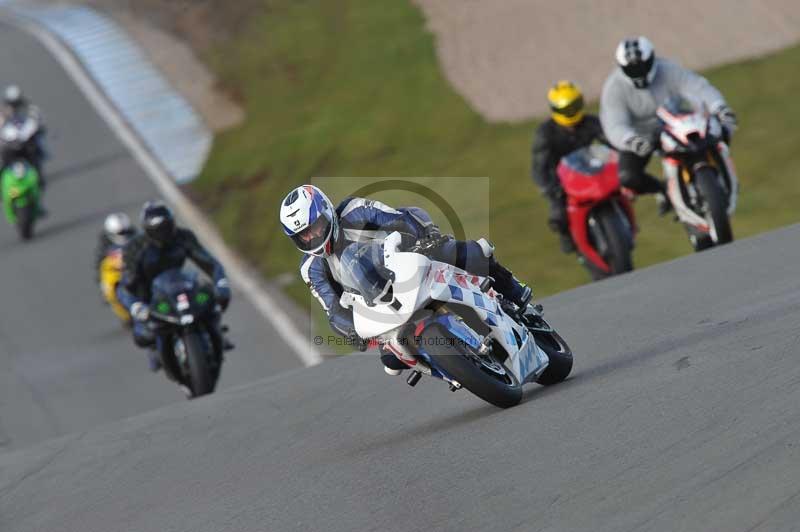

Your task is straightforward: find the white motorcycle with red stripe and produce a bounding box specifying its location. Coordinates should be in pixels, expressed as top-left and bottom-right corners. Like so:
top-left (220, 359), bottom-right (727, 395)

top-left (338, 232), bottom-right (573, 408)
top-left (657, 95), bottom-right (738, 250)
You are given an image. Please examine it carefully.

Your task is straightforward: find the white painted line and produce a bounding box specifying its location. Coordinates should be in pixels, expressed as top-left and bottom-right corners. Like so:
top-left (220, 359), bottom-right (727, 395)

top-left (17, 5), bottom-right (210, 183)
top-left (5, 13), bottom-right (322, 367)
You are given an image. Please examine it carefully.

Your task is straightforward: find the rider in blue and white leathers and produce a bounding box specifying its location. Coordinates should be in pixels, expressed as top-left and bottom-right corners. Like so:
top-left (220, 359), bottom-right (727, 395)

top-left (280, 185), bottom-right (532, 375)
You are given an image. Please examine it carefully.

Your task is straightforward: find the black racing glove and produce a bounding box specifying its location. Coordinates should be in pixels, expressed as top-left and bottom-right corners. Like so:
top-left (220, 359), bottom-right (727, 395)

top-left (625, 135), bottom-right (654, 157)
top-left (410, 232), bottom-right (452, 255)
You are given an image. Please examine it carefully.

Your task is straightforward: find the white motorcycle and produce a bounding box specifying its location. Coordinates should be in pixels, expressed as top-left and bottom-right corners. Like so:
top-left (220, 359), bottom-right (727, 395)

top-left (657, 96), bottom-right (738, 251)
top-left (0, 113), bottom-right (42, 160)
top-left (338, 232), bottom-right (573, 408)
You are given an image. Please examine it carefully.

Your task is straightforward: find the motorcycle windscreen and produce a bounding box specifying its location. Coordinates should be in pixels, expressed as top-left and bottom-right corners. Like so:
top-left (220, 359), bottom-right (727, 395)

top-left (339, 242), bottom-right (395, 306)
top-left (561, 144), bottom-right (616, 175)
top-left (558, 144), bottom-right (621, 201)
top-left (151, 268), bottom-right (198, 299)
top-left (661, 95), bottom-right (696, 116)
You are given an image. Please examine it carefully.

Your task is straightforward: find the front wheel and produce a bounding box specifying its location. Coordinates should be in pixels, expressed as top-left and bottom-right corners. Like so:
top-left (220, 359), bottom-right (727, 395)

top-left (422, 323), bottom-right (522, 408)
top-left (181, 331), bottom-right (215, 398)
top-left (695, 167), bottom-right (733, 246)
top-left (594, 202), bottom-right (633, 275)
top-left (15, 203), bottom-right (35, 240)
top-left (526, 313), bottom-right (574, 385)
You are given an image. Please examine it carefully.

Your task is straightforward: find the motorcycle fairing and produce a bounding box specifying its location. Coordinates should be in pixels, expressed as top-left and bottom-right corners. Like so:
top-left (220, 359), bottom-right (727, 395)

top-left (1, 160), bottom-right (39, 223)
top-left (558, 146), bottom-right (636, 274)
top-left (344, 235), bottom-right (549, 384)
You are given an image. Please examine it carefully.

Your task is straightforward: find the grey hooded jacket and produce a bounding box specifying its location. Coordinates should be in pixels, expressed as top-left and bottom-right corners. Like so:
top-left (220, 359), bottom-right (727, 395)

top-left (600, 57), bottom-right (727, 152)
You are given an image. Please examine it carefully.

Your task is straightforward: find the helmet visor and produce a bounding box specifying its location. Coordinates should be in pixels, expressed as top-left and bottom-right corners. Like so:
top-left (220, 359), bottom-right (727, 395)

top-left (144, 216), bottom-right (175, 244)
top-left (291, 214), bottom-right (332, 253)
top-left (550, 95), bottom-right (584, 118)
top-left (109, 228), bottom-right (135, 246)
top-left (621, 55), bottom-right (654, 84)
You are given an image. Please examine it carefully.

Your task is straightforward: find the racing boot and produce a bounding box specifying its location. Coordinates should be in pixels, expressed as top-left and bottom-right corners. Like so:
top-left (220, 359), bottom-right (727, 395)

top-left (656, 191), bottom-right (673, 217)
top-left (380, 347), bottom-right (408, 376)
top-left (557, 230), bottom-right (576, 254)
top-left (489, 257), bottom-right (532, 314)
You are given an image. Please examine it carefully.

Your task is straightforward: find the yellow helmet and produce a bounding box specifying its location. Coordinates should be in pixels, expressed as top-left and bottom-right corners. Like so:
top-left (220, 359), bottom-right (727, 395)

top-left (548, 80), bottom-right (585, 127)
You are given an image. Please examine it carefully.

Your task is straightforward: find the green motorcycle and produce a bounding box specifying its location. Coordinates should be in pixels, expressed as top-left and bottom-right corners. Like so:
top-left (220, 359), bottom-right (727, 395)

top-left (1, 159), bottom-right (41, 240)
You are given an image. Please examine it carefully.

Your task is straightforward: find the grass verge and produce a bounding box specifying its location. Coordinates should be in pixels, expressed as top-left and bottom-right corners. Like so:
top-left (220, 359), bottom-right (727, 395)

top-left (189, 0), bottom-right (800, 338)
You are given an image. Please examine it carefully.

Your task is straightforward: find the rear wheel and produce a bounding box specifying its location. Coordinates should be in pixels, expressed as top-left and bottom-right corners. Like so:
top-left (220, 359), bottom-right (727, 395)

top-left (182, 331), bottom-right (215, 398)
top-left (422, 323), bottom-right (522, 408)
top-left (695, 167), bottom-right (733, 245)
top-left (594, 202), bottom-right (633, 275)
top-left (15, 203), bottom-right (35, 240)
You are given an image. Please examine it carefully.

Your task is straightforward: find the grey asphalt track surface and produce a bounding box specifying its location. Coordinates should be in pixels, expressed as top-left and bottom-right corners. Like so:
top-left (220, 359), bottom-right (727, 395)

top-left (3, 17), bottom-right (800, 532)
top-left (5, 213), bottom-right (800, 531)
top-left (0, 22), bottom-right (300, 452)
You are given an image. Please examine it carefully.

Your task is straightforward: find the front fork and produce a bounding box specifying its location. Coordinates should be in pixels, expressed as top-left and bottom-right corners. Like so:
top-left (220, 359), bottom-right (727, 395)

top-left (663, 143), bottom-right (739, 230)
top-left (163, 320), bottom-right (222, 383)
top-left (715, 142), bottom-right (739, 215)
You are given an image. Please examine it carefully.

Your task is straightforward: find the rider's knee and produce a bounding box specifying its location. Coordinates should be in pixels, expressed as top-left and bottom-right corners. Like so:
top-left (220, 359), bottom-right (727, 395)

top-left (617, 165), bottom-right (642, 190)
top-left (475, 238), bottom-right (494, 258)
top-left (132, 323), bottom-right (155, 348)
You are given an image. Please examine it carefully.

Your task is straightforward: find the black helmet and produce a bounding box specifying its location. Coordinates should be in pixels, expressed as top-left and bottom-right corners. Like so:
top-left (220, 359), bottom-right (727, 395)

top-left (140, 200), bottom-right (176, 245)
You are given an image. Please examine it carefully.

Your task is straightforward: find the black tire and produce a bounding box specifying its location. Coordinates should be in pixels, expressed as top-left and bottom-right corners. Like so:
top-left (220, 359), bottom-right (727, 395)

top-left (182, 331), bottom-right (215, 398)
top-left (534, 332), bottom-right (573, 386)
top-left (593, 202), bottom-right (633, 275)
top-left (525, 312), bottom-right (574, 385)
top-left (422, 323), bottom-right (522, 408)
top-left (15, 203), bottom-right (35, 241)
top-left (695, 167), bottom-right (733, 245)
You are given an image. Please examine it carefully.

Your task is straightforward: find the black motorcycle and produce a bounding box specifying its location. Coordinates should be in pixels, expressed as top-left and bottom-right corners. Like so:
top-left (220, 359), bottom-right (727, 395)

top-left (148, 269), bottom-right (224, 398)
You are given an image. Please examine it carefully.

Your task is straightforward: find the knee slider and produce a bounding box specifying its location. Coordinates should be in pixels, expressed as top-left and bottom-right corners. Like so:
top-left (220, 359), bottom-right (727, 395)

top-left (133, 326), bottom-right (155, 348)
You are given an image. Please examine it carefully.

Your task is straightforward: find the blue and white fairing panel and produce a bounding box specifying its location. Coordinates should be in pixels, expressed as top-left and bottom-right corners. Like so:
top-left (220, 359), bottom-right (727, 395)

top-left (427, 263), bottom-right (548, 383)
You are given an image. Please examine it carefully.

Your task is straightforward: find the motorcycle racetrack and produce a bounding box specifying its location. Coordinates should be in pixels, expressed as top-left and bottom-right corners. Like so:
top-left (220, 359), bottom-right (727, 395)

top-left (3, 17), bottom-right (800, 532)
top-left (0, 22), bottom-right (300, 452)
top-left (5, 208), bottom-right (800, 530)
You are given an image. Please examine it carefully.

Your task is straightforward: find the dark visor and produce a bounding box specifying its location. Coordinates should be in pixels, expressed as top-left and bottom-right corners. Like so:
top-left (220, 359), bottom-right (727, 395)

top-left (291, 214), bottom-right (332, 253)
top-left (550, 95), bottom-right (584, 117)
top-left (621, 55), bottom-right (654, 81)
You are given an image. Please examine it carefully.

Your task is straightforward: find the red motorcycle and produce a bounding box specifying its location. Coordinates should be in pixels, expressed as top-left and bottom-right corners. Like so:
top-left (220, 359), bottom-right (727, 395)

top-left (557, 145), bottom-right (637, 280)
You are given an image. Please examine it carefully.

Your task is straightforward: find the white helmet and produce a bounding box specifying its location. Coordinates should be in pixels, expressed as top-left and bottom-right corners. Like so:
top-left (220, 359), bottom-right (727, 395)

top-left (4, 85), bottom-right (22, 106)
top-left (104, 212), bottom-right (135, 246)
top-left (615, 37), bottom-right (657, 89)
top-left (280, 185), bottom-right (338, 256)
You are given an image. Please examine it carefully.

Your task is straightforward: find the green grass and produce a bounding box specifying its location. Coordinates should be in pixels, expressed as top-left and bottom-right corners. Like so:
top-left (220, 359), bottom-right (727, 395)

top-left (191, 0), bottom-right (800, 331)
